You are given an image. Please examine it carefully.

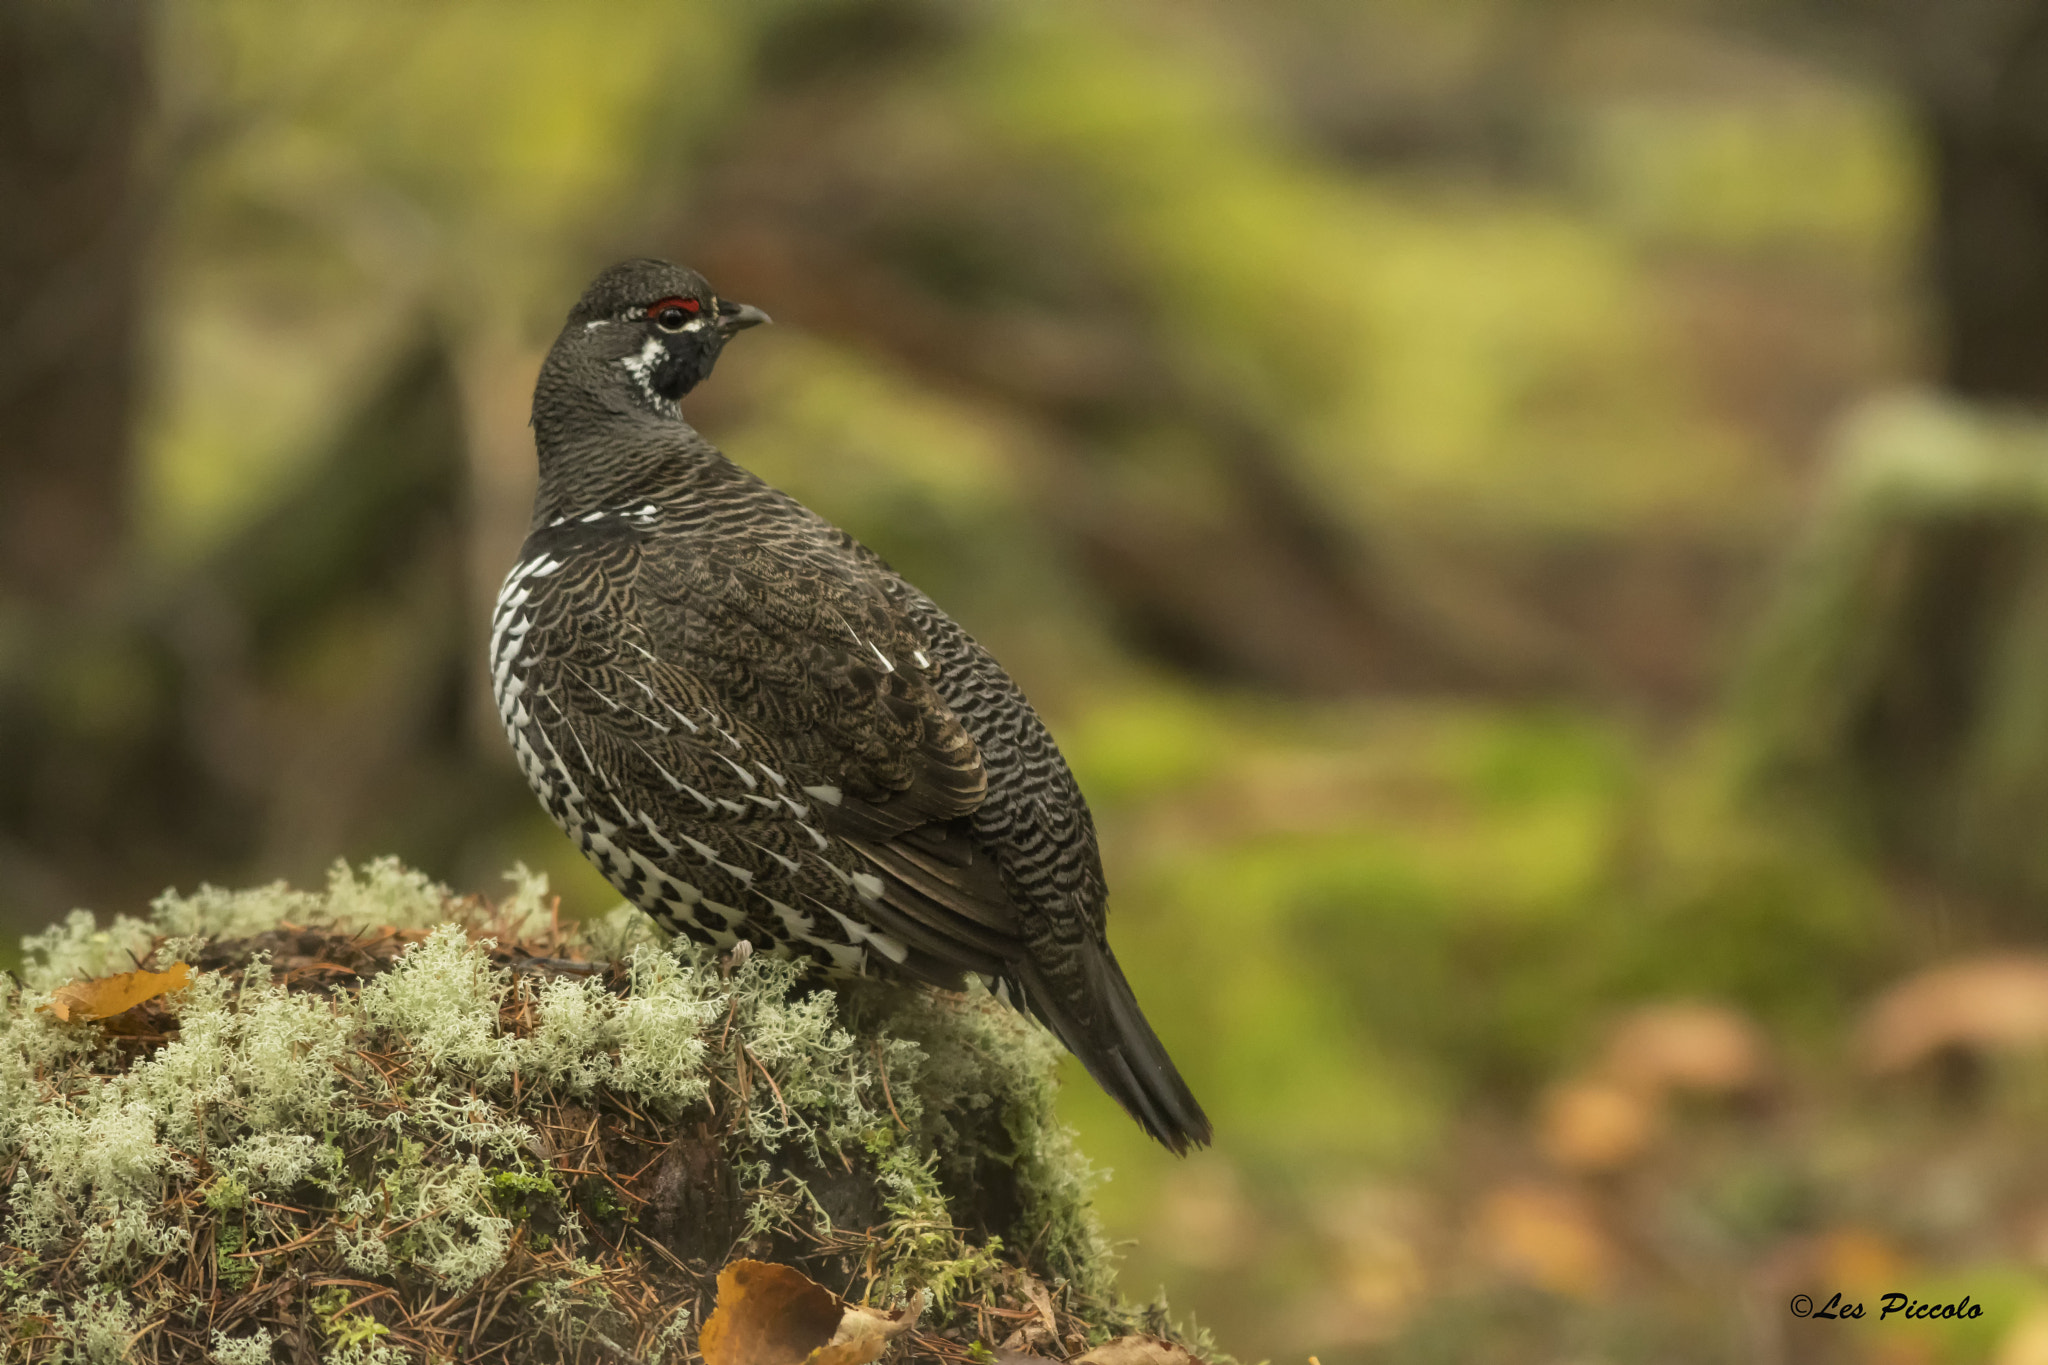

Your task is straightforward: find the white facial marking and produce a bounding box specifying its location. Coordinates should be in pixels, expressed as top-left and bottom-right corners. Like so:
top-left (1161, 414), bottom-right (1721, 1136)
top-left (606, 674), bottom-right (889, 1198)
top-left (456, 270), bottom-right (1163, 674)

top-left (623, 335), bottom-right (662, 374)
top-left (619, 335), bottom-right (681, 420)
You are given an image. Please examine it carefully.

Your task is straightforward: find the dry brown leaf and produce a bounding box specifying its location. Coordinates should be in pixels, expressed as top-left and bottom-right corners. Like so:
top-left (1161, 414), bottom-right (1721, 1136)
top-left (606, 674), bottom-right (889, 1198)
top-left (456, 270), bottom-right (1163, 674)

top-left (699, 1260), bottom-right (843, 1365)
top-left (1473, 1183), bottom-right (1616, 1300)
top-left (1859, 954), bottom-right (2048, 1073)
top-left (811, 1293), bottom-right (925, 1365)
top-left (1538, 1077), bottom-right (1661, 1172)
top-left (698, 1259), bottom-right (924, 1365)
top-left (1020, 1275), bottom-right (1058, 1339)
top-left (1601, 1001), bottom-right (1768, 1096)
top-left (43, 963), bottom-right (193, 1022)
top-left (1072, 1334), bottom-right (1208, 1365)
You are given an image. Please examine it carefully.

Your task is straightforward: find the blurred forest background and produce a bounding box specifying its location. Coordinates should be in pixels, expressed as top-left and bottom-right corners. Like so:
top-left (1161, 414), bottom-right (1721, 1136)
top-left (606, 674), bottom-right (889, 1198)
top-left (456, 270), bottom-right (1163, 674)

top-left (20, 0), bottom-right (2048, 1360)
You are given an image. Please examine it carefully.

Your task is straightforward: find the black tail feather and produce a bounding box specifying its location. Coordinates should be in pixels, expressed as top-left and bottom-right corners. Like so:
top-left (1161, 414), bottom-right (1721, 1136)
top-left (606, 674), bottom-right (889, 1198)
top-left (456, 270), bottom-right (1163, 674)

top-left (1015, 943), bottom-right (1211, 1154)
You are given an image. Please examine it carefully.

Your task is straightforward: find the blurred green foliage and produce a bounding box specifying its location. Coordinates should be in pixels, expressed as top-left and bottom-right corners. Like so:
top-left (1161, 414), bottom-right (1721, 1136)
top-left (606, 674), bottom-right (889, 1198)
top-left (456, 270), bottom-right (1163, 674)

top-left (26, 0), bottom-right (2038, 1359)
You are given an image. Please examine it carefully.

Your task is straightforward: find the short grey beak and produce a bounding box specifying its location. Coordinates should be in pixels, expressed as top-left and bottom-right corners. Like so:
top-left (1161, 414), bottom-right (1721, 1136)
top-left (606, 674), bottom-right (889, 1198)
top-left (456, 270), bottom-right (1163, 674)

top-left (717, 301), bottom-right (771, 336)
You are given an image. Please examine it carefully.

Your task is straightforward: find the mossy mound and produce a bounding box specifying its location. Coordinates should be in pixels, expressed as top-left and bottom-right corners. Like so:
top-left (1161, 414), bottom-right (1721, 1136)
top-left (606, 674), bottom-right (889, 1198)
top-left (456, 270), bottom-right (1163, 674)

top-left (0, 860), bottom-right (1162, 1364)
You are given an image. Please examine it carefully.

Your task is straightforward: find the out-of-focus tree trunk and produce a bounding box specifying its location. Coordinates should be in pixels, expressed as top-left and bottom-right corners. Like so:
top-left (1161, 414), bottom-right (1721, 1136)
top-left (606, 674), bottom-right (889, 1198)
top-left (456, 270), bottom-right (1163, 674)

top-left (0, 0), bottom-right (155, 930)
top-left (1742, 0), bottom-right (2048, 912)
top-left (1883, 0), bottom-right (2048, 403)
top-left (0, 0), bottom-right (148, 604)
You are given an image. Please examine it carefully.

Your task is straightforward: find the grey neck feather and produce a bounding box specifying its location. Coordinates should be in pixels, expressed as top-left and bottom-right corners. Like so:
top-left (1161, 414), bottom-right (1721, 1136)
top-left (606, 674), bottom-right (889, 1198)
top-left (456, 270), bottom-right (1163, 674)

top-left (528, 344), bottom-right (725, 528)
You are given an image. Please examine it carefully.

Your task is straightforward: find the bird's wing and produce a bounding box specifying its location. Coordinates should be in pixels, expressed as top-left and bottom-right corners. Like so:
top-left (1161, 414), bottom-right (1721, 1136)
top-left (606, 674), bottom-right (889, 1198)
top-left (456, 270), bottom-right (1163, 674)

top-left (501, 512), bottom-right (1026, 981)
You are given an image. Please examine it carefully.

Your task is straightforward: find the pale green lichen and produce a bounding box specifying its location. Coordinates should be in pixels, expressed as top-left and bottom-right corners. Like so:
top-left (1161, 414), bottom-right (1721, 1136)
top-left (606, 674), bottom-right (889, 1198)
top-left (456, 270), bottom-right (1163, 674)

top-left (0, 859), bottom-right (1127, 1362)
top-left (40, 1287), bottom-right (139, 1365)
top-left (359, 923), bottom-right (510, 1076)
top-left (209, 1326), bottom-right (277, 1365)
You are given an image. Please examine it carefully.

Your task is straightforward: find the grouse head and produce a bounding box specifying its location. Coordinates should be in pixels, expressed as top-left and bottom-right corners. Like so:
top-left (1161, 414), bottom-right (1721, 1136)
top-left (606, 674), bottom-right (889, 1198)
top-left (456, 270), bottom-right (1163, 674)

top-left (543, 258), bottom-right (770, 422)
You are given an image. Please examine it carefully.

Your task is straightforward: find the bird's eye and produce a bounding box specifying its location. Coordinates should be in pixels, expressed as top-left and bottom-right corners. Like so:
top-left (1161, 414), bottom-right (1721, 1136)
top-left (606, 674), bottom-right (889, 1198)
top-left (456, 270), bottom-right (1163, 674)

top-left (647, 297), bottom-right (701, 330)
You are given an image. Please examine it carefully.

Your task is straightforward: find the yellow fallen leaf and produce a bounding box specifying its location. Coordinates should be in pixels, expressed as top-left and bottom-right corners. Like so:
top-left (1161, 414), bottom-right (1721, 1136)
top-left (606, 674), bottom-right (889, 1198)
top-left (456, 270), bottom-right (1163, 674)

top-left (43, 963), bottom-right (193, 1023)
top-left (698, 1259), bottom-right (924, 1365)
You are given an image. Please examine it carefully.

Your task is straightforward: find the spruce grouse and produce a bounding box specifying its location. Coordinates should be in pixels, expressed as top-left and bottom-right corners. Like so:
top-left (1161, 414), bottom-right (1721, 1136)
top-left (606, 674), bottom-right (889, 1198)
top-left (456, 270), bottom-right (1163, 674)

top-left (492, 259), bottom-right (1210, 1152)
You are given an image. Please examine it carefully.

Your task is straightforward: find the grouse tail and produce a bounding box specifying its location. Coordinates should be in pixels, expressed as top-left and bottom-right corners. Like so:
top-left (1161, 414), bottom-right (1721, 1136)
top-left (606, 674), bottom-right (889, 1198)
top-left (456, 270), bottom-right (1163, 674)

top-left (1017, 941), bottom-right (1212, 1154)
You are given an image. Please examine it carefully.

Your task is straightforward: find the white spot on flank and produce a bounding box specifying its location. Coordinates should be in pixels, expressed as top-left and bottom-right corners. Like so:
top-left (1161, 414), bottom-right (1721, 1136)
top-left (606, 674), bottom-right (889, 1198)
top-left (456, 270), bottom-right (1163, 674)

top-left (717, 754), bottom-right (759, 789)
top-left (867, 641), bottom-right (895, 673)
top-left (579, 510), bottom-right (608, 523)
top-left (767, 898), bottom-right (812, 935)
top-left (824, 905), bottom-right (871, 945)
top-left (746, 841), bottom-right (801, 874)
top-left (817, 939), bottom-right (864, 974)
top-left (755, 763), bottom-right (788, 788)
top-left (800, 785), bottom-right (843, 807)
top-left (912, 651), bottom-right (930, 669)
top-left (850, 872), bottom-right (885, 902)
top-left (638, 813), bottom-right (680, 857)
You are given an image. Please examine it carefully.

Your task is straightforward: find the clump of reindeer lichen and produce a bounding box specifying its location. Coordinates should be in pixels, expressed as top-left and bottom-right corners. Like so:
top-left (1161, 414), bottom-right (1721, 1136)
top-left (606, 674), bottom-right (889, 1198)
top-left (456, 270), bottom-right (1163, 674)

top-left (0, 859), bottom-right (1149, 1364)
